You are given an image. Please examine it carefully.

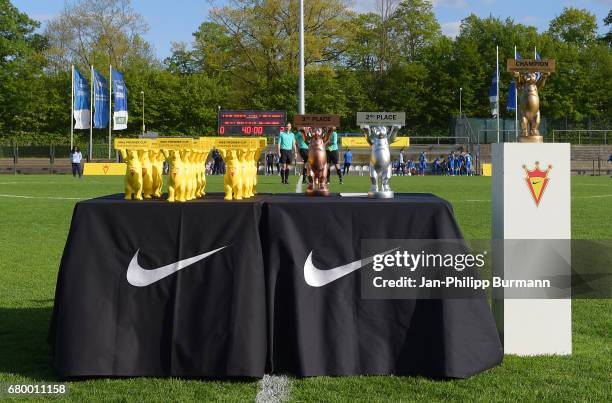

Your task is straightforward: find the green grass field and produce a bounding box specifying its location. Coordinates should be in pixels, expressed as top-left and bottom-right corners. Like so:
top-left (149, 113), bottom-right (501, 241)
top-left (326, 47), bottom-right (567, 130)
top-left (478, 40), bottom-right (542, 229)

top-left (0, 174), bottom-right (610, 402)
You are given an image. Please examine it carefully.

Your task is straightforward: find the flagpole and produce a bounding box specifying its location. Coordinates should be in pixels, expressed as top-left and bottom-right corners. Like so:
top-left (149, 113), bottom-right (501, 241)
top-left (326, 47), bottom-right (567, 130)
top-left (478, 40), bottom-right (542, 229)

top-left (89, 65), bottom-right (93, 161)
top-left (109, 65), bottom-right (112, 159)
top-left (496, 45), bottom-right (500, 143)
top-left (298, 0), bottom-right (305, 114)
top-left (515, 46), bottom-right (518, 142)
top-left (71, 64), bottom-right (74, 150)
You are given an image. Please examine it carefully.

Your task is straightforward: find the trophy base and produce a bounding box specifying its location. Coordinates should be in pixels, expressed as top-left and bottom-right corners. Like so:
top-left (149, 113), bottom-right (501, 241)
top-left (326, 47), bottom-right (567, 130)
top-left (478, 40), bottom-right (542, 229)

top-left (518, 135), bottom-right (544, 144)
top-left (306, 189), bottom-right (331, 197)
top-left (368, 191), bottom-right (394, 199)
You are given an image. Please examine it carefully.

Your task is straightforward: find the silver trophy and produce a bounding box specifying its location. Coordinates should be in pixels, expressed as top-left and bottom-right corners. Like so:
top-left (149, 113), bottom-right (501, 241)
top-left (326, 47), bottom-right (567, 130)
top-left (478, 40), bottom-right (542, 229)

top-left (363, 124), bottom-right (401, 198)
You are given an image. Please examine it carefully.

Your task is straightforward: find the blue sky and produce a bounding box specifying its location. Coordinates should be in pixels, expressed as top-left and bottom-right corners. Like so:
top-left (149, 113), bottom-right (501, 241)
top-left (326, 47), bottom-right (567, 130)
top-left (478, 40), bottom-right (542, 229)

top-left (12, 0), bottom-right (612, 59)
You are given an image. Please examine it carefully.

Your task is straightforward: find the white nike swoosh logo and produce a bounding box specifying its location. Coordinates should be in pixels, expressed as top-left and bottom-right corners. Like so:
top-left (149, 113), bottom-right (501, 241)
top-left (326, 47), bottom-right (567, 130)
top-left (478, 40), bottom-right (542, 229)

top-left (126, 246), bottom-right (228, 287)
top-left (304, 248), bottom-right (399, 287)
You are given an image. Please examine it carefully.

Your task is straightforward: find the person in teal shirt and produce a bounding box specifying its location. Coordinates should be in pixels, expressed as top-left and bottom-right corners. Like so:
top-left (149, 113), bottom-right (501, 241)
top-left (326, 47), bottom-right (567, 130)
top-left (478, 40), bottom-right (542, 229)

top-left (295, 128), bottom-right (310, 184)
top-left (277, 123), bottom-right (297, 184)
top-left (325, 127), bottom-right (343, 184)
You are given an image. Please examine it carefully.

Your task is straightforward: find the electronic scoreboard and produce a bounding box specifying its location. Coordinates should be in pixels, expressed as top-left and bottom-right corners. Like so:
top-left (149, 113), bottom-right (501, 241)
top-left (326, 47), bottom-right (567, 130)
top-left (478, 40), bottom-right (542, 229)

top-left (217, 110), bottom-right (287, 136)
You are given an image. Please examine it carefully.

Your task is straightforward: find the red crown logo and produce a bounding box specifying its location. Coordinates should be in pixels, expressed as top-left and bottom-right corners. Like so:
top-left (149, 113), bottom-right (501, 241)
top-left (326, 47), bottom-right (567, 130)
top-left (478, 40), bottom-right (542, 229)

top-left (522, 162), bottom-right (552, 206)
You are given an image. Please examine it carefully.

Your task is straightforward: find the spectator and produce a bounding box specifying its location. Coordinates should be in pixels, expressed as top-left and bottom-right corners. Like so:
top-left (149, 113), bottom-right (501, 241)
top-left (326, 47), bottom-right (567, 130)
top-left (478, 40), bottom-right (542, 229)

top-left (608, 153), bottom-right (612, 162)
top-left (70, 146), bottom-right (83, 178)
top-left (212, 149), bottom-right (221, 175)
top-left (418, 151), bottom-right (427, 176)
top-left (396, 149), bottom-right (405, 176)
top-left (266, 151), bottom-right (274, 175)
top-left (343, 148), bottom-right (353, 175)
top-left (274, 153), bottom-right (280, 175)
top-left (433, 157), bottom-right (441, 175)
top-left (465, 152), bottom-right (473, 176)
top-left (407, 159), bottom-right (415, 176)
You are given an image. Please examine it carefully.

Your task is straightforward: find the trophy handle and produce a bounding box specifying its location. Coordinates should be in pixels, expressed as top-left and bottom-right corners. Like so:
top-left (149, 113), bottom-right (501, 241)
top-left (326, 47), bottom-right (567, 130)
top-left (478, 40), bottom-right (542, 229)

top-left (388, 125), bottom-right (401, 143)
top-left (362, 126), bottom-right (372, 145)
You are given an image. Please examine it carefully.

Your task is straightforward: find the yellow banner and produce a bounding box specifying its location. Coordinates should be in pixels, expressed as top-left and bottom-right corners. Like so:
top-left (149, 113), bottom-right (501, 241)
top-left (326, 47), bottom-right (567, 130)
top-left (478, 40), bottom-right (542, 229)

top-left (114, 138), bottom-right (151, 150)
top-left (83, 163), bottom-right (127, 176)
top-left (341, 137), bottom-right (410, 148)
top-left (213, 137), bottom-right (253, 149)
top-left (482, 163), bottom-right (492, 177)
top-left (199, 137), bottom-right (216, 150)
top-left (157, 138), bottom-right (194, 149)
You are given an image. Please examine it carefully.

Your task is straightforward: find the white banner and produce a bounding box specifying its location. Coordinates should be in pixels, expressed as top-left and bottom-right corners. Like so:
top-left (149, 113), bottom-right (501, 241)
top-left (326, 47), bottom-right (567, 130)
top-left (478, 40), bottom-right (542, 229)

top-left (113, 111), bottom-right (128, 130)
top-left (74, 109), bottom-right (91, 130)
top-left (357, 112), bottom-right (405, 126)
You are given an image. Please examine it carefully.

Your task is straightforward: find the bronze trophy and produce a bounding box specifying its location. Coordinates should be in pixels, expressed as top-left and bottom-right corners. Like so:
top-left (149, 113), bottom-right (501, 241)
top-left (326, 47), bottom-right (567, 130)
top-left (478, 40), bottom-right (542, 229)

top-left (304, 127), bottom-right (330, 196)
top-left (507, 58), bottom-right (555, 143)
top-left (294, 114), bottom-right (340, 196)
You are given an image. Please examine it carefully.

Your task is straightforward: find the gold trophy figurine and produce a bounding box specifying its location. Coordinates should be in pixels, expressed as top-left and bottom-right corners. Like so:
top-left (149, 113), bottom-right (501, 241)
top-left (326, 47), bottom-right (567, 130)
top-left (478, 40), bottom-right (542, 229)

top-left (507, 57), bottom-right (555, 144)
top-left (515, 71), bottom-right (550, 143)
top-left (222, 149), bottom-right (243, 200)
top-left (140, 150), bottom-right (154, 199)
top-left (120, 149), bottom-right (144, 200)
top-left (150, 149), bottom-right (164, 198)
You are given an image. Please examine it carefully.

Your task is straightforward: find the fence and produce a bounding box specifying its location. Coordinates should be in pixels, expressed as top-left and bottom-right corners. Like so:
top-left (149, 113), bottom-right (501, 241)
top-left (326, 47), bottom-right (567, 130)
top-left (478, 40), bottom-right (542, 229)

top-left (551, 130), bottom-right (609, 144)
top-left (0, 142), bottom-right (120, 161)
top-left (469, 129), bottom-right (610, 144)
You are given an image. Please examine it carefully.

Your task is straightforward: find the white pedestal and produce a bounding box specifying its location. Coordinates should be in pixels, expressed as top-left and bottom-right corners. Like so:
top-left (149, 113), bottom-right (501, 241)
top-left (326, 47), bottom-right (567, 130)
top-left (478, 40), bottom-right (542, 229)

top-left (492, 143), bottom-right (572, 356)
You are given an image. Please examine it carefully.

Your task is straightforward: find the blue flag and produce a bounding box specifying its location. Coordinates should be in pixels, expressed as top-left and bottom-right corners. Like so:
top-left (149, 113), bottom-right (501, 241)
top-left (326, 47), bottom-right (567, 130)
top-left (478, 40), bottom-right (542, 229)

top-left (535, 52), bottom-right (542, 80)
top-left (111, 68), bottom-right (128, 130)
top-left (93, 69), bottom-right (109, 129)
top-left (73, 68), bottom-right (90, 129)
top-left (507, 79), bottom-right (516, 111)
top-left (488, 74), bottom-right (498, 117)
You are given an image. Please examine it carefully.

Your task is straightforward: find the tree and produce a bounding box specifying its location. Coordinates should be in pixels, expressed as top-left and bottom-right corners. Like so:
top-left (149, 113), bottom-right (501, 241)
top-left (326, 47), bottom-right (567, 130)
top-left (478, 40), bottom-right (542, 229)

top-left (548, 7), bottom-right (598, 46)
top-left (341, 13), bottom-right (380, 71)
top-left (602, 10), bottom-right (611, 47)
top-left (206, 0), bottom-right (354, 85)
top-left (0, 0), bottom-right (48, 136)
top-left (391, 0), bottom-right (441, 62)
top-left (44, 0), bottom-right (154, 72)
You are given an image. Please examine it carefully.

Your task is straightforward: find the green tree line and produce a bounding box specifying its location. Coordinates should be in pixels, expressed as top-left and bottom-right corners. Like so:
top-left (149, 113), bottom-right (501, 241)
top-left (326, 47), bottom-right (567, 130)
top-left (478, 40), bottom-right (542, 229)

top-left (1, 0), bottom-right (610, 144)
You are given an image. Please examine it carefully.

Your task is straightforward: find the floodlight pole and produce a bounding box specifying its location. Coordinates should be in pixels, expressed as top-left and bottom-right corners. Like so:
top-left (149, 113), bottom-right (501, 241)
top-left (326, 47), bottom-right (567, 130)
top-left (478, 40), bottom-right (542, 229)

top-left (298, 0), bottom-right (305, 114)
top-left (496, 45), bottom-right (500, 143)
top-left (70, 64), bottom-right (74, 150)
top-left (514, 46), bottom-right (518, 142)
top-left (109, 65), bottom-right (112, 159)
top-left (459, 87), bottom-right (462, 119)
top-left (141, 91), bottom-right (145, 135)
top-left (89, 65), bottom-right (93, 161)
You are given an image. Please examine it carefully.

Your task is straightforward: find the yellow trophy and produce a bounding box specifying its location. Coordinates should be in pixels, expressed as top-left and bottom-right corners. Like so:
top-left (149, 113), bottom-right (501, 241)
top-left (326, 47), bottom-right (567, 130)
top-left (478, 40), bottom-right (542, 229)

top-left (213, 137), bottom-right (267, 200)
top-left (114, 138), bottom-right (151, 200)
top-left (197, 138), bottom-right (215, 198)
top-left (149, 142), bottom-right (164, 198)
top-left (159, 138), bottom-right (194, 203)
top-left (140, 149), bottom-right (154, 199)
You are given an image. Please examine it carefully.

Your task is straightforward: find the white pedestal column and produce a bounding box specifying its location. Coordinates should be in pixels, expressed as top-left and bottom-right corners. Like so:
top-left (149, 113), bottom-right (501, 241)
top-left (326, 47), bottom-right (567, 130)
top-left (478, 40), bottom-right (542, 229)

top-left (492, 143), bottom-right (572, 356)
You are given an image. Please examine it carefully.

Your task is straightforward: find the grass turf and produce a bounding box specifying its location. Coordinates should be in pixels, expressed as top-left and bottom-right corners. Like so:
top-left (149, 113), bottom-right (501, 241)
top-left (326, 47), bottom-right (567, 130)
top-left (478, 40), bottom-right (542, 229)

top-left (0, 174), bottom-right (610, 402)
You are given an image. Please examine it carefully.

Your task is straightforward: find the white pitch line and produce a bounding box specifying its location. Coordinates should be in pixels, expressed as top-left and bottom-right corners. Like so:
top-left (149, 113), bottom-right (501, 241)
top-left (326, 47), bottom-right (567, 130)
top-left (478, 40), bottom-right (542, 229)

top-left (574, 194), bottom-right (612, 199)
top-left (0, 194), bottom-right (84, 201)
top-left (295, 175), bottom-right (304, 193)
top-left (255, 375), bottom-right (291, 403)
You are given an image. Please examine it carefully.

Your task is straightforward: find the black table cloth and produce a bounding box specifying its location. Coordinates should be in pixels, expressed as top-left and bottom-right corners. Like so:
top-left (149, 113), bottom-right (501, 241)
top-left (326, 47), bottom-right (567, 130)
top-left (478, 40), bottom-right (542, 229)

top-left (261, 194), bottom-right (503, 378)
top-left (49, 194), bottom-right (267, 378)
top-left (49, 193), bottom-right (502, 379)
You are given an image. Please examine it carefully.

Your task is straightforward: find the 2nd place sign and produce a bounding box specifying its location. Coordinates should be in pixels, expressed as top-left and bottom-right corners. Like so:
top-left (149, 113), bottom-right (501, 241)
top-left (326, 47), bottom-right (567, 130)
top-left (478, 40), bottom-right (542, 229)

top-left (357, 112), bottom-right (406, 126)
